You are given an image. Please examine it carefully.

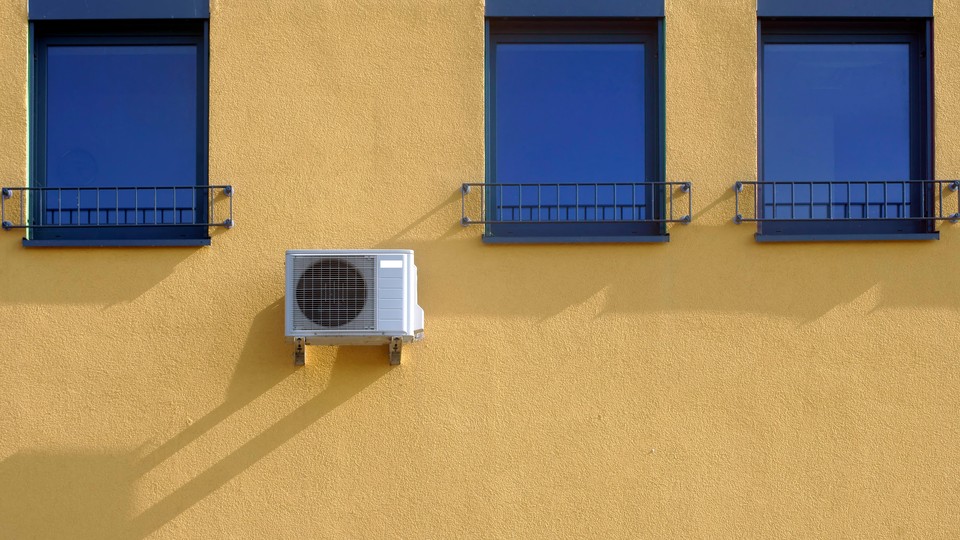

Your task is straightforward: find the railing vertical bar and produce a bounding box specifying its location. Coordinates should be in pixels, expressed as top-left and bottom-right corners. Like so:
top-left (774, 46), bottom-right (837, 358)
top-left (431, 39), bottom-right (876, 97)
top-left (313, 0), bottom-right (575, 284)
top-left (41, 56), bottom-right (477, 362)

top-left (734, 183), bottom-right (740, 219)
top-left (790, 182), bottom-right (797, 219)
top-left (827, 181), bottom-right (832, 220)
top-left (772, 181), bottom-right (777, 220)
top-left (613, 183), bottom-right (617, 221)
top-left (669, 182), bottom-right (674, 221)
top-left (754, 182), bottom-right (759, 222)
top-left (482, 184), bottom-right (487, 224)
top-left (905, 181), bottom-right (910, 219)
top-left (865, 181), bottom-right (871, 218)
top-left (593, 184), bottom-right (600, 221)
top-left (921, 181), bottom-right (943, 217)
top-left (518, 183), bottom-right (522, 222)
top-left (882, 181), bottom-right (887, 219)
top-left (20, 188), bottom-right (24, 227)
top-left (575, 184), bottom-right (579, 222)
top-left (556, 184), bottom-right (561, 221)
top-left (845, 182), bottom-right (850, 219)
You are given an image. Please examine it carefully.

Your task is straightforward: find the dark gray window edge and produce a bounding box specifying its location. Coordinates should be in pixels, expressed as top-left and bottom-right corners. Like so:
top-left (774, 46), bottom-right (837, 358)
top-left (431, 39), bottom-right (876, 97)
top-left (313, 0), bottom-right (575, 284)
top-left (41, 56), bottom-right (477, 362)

top-left (486, 0), bottom-right (663, 18)
top-left (755, 233), bottom-right (938, 243)
top-left (22, 238), bottom-right (211, 247)
top-left (29, 0), bottom-right (209, 20)
top-left (758, 0), bottom-right (931, 18)
top-left (482, 235), bottom-right (669, 244)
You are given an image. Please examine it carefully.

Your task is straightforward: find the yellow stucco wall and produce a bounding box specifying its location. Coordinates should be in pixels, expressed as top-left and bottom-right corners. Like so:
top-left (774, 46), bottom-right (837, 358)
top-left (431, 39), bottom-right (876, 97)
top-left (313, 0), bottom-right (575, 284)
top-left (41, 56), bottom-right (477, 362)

top-left (1, 0), bottom-right (959, 537)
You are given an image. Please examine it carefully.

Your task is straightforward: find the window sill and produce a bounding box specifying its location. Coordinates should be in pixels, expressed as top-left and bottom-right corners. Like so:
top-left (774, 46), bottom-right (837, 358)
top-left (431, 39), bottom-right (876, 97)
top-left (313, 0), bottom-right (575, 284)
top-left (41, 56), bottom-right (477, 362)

top-left (22, 238), bottom-right (211, 248)
top-left (482, 235), bottom-right (669, 245)
top-left (755, 233), bottom-right (939, 243)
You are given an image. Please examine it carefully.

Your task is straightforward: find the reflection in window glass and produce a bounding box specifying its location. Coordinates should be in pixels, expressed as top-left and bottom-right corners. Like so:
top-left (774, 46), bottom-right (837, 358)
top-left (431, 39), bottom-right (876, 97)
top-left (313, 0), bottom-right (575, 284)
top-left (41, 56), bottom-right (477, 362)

top-left (44, 45), bottom-right (197, 225)
top-left (762, 43), bottom-right (913, 219)
top-left (495, 43), bottom-right (647, 222)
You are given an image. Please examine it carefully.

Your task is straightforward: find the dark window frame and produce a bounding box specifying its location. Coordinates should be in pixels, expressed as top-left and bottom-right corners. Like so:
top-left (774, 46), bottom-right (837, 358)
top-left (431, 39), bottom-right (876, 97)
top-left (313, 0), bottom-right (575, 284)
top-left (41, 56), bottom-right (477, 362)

top-left (485, 19), bottom-right (665, 243)
top-left (29, 20), bottom-right (210, 245)
top-left (757, 19), bottom-right (935, 241)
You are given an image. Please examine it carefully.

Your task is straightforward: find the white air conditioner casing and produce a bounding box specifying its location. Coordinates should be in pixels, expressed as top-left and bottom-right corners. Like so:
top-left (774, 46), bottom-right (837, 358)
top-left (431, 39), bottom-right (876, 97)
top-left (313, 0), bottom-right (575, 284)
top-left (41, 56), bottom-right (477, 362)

top-left (285, 250), bottom-right (424, 345)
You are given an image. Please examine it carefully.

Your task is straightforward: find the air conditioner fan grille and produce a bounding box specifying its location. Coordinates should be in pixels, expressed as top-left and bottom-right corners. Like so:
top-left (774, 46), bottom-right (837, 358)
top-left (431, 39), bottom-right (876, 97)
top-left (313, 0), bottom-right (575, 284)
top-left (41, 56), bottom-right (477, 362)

top-left (295, 257), bottom-right (375, 329)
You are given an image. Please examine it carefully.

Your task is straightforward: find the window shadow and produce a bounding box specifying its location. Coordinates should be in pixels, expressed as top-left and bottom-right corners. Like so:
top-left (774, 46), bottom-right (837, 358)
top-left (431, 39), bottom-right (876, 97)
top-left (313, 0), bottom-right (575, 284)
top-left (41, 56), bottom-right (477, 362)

top-left (0, 451), bottom-right (136, 539)
top-left (0, 242), bottom-right (199, 305)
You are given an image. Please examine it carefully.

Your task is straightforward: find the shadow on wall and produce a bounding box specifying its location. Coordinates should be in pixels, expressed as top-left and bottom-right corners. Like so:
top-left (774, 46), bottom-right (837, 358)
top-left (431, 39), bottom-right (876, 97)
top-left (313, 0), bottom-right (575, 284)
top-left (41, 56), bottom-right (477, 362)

top-left (0, 301), bottom-right (390, 539)
top-left (126, 345), bottom-right (391, 538)
top-left (135, 299), bottom-right (293, 475)
top-left (0, 451), bottom-right (136, 539)
top-left (378, 188), bottom-right (960, 323)
top-left (0, 242), bottom-right (199, 305)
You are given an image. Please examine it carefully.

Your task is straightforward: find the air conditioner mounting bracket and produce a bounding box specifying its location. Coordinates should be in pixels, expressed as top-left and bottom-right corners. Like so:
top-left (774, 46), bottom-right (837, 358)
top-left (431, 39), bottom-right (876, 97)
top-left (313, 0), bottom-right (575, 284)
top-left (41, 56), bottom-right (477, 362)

top-left (389, 337), bottom-right (403, 366)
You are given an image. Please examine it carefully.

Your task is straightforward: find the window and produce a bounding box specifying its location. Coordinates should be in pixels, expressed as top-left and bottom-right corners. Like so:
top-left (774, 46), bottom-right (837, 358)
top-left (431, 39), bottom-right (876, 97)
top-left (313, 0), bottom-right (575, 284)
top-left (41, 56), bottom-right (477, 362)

top-left (29, 20), bottom-right (209, 246)
top-left (483, 20), bottom-right (665, 243)
top-left (757, 20), bottom-right (934, 241)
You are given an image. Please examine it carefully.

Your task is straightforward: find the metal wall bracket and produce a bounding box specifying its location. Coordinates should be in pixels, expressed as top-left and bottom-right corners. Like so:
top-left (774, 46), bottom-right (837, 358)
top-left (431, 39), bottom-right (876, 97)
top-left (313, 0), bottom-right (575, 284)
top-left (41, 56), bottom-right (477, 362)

top-left (294, 338), bottom-right (305, 367)
top-left (389, 337), bottom-right (403, 366)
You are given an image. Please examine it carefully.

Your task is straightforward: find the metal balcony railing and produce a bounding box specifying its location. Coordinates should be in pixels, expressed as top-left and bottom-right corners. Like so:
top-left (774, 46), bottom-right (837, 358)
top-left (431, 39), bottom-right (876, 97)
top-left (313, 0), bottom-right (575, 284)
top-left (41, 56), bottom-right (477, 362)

top-left (461, 181), bottom-right (692, 226)
top-left (733, 180), bottom-right (960, 224)
top-left (1, 185), bottom-right (234, 231)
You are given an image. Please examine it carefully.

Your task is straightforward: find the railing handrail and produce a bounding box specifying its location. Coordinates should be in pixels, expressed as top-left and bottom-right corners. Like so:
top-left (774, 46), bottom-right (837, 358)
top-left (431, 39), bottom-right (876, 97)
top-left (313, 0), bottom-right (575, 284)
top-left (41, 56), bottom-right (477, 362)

top-left (461, 181), bottom-right (693, 226)
top-left (733, 179), bottom-right (960, 224)
top-left (1, 184), bottom-right (234, 230)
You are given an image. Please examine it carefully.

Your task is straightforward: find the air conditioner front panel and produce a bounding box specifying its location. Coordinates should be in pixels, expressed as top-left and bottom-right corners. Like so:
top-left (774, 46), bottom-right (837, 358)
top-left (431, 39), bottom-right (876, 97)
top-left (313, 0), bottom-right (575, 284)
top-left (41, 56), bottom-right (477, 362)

top-left (291, 254), bottom-right (376, 333)
top-left (285, 249), bottom-right (422, 342)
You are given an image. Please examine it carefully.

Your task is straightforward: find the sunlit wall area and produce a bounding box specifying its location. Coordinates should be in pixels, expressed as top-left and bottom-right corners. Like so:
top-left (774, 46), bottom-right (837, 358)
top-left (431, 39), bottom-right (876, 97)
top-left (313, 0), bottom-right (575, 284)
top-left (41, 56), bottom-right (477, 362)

top-left (0, 0), bottom-right (958, 537)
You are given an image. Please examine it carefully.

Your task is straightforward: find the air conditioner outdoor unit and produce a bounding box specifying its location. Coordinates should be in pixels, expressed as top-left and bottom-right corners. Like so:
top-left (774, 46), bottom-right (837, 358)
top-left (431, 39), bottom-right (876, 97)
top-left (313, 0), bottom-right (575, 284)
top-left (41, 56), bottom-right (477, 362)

top-left (285, 249), bottom-right (424, 365)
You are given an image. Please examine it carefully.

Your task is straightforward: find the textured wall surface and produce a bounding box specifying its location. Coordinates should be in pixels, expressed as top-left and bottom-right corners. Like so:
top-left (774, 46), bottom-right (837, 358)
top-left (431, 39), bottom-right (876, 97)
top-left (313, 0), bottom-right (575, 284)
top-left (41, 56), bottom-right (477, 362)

top-left (1, 0), bottom-right (959, 537)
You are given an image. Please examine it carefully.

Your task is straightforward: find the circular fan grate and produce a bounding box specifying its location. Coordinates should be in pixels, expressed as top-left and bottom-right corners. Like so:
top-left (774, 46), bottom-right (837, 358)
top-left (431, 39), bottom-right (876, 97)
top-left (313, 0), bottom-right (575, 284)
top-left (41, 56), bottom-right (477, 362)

top-left (296, 258), bottom-right (368, 328)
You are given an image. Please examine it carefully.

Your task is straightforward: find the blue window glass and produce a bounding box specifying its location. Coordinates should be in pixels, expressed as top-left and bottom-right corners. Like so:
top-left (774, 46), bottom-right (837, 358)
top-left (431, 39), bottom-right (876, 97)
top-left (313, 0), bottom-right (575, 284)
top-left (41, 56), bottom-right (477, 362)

top-left (487, 21), bottom-right (662, 241)
top-left (32, 22), bottom-right (208, 243)
top-left (759, 22), bottom-right (932, 240)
